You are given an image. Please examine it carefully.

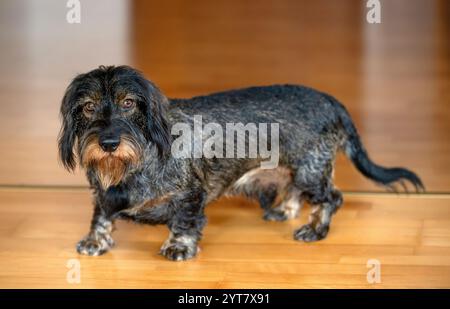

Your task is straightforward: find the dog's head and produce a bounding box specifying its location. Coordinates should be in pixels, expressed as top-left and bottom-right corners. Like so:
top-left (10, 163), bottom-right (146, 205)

top-left (58, 65), bottom-right (171, 188)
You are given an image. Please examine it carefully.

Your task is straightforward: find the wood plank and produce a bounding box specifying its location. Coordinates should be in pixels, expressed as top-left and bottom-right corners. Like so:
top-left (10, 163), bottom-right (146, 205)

top-left (0, 189), bottom-right (449, 288)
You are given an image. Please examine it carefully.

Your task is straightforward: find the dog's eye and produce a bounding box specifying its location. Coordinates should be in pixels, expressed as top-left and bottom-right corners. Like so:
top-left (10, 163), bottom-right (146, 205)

top-left (121, 98), bottom-right (136, 110)
top-left (83, 102), bottom-right (96, 114)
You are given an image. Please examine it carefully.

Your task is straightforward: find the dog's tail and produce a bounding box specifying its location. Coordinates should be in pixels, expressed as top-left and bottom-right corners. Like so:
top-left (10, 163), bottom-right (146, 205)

top-left (323, 93), bottom-right (425, 193)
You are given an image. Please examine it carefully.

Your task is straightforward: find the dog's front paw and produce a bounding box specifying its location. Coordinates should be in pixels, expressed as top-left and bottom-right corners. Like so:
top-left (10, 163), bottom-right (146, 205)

top-left (160, 234), bottom-right (199, 261)
top-left (293, 224), bottom-right (329, 242)
top-left (160, 243), bottom-right (198, 261)
top-left (76, 234), bottom-right (114, 256)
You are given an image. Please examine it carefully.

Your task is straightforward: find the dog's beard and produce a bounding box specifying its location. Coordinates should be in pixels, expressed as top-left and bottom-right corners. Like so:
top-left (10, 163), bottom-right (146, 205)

top-left (80, 135), bottom-right (141, 189)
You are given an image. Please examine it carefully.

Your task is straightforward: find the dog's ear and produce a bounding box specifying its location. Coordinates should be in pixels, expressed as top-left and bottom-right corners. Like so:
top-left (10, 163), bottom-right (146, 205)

top-left (58, 83), bottom-right (78, 171)
top-left (140, 78), bottom-right (172, 158)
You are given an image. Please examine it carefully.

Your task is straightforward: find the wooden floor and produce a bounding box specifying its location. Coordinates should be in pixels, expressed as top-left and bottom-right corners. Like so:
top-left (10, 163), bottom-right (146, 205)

top-left (0, 0), bottom-right (449, 289)
top-left (0, 189), bottom-right (449, 288)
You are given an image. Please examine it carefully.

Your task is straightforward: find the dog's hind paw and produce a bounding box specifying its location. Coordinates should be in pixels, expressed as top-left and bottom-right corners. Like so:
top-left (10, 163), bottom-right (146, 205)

top-left (263, 198), bottom-right (301, 222)
top-left (263, 209), bottom-right (289, 221)
top-left (293, 224), bottom-right (329, 242)
top-left (76, 234), bottom-right (114, 256)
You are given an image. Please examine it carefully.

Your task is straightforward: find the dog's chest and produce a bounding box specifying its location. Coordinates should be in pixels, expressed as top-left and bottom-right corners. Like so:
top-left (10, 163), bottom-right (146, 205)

top-left (101, 185), bottom-right (130, 217)
top-left (101, 182), bottom-right (174, 223)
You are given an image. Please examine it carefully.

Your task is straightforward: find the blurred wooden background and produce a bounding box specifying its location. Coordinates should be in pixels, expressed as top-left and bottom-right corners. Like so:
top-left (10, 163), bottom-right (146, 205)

top-left (0, 0), bottom-right (448, 191)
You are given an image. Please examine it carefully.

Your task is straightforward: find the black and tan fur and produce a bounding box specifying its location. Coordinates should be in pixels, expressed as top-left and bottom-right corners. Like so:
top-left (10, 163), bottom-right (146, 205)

top-left (59, 65), bottom-right (424, 261)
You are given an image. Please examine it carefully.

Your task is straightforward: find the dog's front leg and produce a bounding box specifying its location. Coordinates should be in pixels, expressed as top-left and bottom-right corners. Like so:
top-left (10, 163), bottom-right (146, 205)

top-left (77, 202), bottom-right (115, 256)
top-left (160, 190), bottom-right (207, 261)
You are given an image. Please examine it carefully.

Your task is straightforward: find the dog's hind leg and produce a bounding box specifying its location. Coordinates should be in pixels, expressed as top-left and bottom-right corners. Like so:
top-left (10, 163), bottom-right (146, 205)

top-left (293, 187), bottom-right (342, 242)
top-left (232, 167), bottom-right (300, 221)
top-left (263, 188), bottom-right (302, 221)
top-left (290, 137), bottom-right (343, 242)
top-left (292, 159), bottom-right (343, 242)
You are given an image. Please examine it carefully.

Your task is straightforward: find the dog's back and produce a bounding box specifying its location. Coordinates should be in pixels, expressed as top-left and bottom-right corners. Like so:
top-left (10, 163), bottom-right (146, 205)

top-left (169, 84), bottom-right (423, 193)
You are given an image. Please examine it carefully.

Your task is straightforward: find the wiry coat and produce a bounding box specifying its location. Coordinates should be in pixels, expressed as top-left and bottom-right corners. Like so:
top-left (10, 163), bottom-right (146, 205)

top-left (59, 66), bottom-right (423, 261)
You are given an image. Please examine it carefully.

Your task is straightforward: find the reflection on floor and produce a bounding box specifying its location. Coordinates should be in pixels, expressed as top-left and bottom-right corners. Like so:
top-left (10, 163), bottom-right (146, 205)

top-left (0, 0), bottom-right (449, 191)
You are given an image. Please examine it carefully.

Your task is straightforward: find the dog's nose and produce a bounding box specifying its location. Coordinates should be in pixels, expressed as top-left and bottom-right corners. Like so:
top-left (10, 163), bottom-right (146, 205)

top-left (99, 138), bottom-right (120, 152)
